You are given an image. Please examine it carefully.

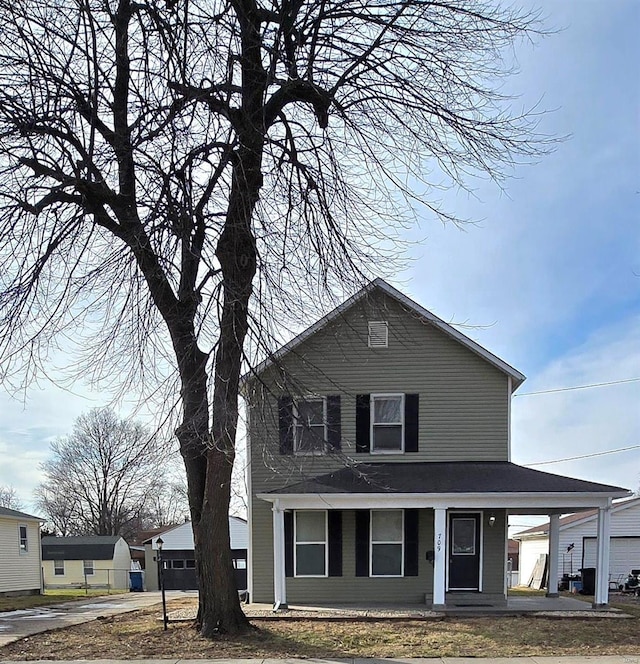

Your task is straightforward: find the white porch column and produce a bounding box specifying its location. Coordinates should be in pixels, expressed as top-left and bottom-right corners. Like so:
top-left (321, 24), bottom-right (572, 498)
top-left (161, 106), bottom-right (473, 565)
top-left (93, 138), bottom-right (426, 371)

top-left (594, 503), bottom-right (612, 607)
top-left (272, 500), bottom-right (287, 609)
top-left (433, 508), bottom-right (447, 608)
top-left (546, 514), bottom-right (560, 597)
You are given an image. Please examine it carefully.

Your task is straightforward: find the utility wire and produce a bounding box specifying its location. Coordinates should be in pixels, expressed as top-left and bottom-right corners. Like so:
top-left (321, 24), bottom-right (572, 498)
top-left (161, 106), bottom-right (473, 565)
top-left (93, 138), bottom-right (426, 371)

top-left (515, 377), bottom-right (640, 397)
top-left (527, 444), bottom-right (640, 466)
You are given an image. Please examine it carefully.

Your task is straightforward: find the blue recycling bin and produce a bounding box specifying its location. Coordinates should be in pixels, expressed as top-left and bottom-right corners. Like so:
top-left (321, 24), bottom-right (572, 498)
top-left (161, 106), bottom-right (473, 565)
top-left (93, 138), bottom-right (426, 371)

top-left (129, 570), bottom-right (144, 592)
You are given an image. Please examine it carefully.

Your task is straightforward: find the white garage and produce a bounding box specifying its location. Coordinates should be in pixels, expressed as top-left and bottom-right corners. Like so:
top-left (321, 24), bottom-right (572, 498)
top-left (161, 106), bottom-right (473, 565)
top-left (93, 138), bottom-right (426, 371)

top-left (514, 496), bottom-right (640, 588)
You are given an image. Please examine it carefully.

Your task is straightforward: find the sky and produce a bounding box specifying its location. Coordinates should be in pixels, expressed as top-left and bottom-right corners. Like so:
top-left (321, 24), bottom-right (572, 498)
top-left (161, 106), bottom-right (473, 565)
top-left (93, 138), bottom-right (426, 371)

top-left (1, 0), bottom-right (638, 527)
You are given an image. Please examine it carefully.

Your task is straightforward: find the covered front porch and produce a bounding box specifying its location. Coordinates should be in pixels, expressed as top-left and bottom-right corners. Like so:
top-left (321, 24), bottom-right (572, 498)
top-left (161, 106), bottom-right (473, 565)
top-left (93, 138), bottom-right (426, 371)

top-left (256, 461), bottom-right (630, 611)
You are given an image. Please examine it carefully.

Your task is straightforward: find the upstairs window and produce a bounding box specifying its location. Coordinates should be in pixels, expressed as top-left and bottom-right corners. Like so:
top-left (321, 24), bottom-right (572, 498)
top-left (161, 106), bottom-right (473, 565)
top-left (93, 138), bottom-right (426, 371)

top-left (371, 394), bottom-right (404, 452)
top-left (294, 397), bottom-right (327, 454)
top-left (54, 560), bottom-right (65, 576)
top-left (18, 525), bottom-right (28, 553)
top-left (368, 321), bottom-right (388, 348)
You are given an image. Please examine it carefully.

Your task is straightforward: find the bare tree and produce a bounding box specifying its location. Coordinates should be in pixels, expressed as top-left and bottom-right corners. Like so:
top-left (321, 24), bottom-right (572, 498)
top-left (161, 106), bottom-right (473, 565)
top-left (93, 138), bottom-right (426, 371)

top-left (35, 408), bottom-right (172, 539)
top-left (0, 485), bottom-right (24, 510)
top-left (0, 0), bottom-right (553, 635)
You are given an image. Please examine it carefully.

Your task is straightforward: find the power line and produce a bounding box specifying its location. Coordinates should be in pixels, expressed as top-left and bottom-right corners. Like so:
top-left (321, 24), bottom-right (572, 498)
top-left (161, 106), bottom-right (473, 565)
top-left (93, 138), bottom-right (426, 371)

top-left (527, 444), bottom-right (640, 466)
top-left (515, 377), bottom-right (640, 397)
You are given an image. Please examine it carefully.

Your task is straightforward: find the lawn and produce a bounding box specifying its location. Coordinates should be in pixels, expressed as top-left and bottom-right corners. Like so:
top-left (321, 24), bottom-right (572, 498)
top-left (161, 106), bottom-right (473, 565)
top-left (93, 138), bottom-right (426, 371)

top-left (0, 589), bottom-right (127, 613)
top-left (1, 595), bottom-right (639, 660)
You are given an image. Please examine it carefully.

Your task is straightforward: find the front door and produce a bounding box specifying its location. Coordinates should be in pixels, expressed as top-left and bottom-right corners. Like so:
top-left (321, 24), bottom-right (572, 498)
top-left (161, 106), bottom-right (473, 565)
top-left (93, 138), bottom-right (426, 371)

top-left (448, 513), bottom-right (481, 590)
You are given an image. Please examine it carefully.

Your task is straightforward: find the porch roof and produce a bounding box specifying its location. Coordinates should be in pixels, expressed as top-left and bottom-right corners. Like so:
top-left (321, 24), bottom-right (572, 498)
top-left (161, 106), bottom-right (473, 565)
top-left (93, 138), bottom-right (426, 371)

top-left (262, 461), bottom-right (629, 497)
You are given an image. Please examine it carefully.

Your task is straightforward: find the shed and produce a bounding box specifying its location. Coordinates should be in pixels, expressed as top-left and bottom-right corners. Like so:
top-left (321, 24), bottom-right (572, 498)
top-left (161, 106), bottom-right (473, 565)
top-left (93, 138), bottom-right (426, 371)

top-left (514, 497), bottom-right (640, 588)
top-left (0, 506), bottom-right (43, 596)
top-left (41, 535), bottom-right (132, 590)
top-left (144, 517), bottom-right (248, 591)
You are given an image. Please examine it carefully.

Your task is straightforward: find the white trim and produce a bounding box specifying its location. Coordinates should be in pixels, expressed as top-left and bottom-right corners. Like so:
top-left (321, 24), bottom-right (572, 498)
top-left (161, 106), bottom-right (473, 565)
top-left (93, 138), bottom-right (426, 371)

top-left (547, 514), bottom-right (560, 596)
top-left (293, 396), bottom-right (328, 456)
top-left (594, 502), bottom-right (612, 606)
top-left (54, 559), bottom-right (65, 576)
top-left (272, 500), bottom-right (286, 607)
top-left (433, 508), bottom-right (447, 605)
top-left (257, 492), bottom-right (626, 512)
top-left (83, 560), bottom-right (95, 576)
top-left (240, 279), bottom-right (526, 391)
top-left (294, 510), bottom-right (328, 578)
top-left (369, 509), bottom-right (404, 578)
top-left (370, 393), bottom-right (405, 454)
top-left (18, 523), bottom-right (28, 554)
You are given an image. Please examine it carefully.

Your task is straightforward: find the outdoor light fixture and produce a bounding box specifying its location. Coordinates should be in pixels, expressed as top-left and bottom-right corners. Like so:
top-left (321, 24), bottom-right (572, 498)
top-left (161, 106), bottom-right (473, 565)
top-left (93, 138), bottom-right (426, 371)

top-left (488, 514), bottom-right (496, 527)
top-left (156, 537), bottom-right (168, 631)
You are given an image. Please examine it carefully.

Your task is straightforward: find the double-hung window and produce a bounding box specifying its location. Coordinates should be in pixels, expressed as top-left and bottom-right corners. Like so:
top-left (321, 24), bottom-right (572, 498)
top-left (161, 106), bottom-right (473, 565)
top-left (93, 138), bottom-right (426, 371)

top-left (371, 394), bottom-right (404, 452)
top-left (294, 397), bottom-right (327, 454)
top-left (294, 510), bottom-right (327, 577)
top-left (83, 560), bottom-right (94, 576)
top-left (18, 525), bottom-right (28, 553)
top-left (54, 560), bottom-right (65, 576)
top-left (370, 510), bottom-right (404, 576)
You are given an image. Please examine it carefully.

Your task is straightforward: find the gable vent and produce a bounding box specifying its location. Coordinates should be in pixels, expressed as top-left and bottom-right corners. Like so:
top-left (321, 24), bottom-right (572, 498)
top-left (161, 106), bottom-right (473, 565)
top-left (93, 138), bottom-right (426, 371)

top-left (368, 321), bottom-right (388, 348)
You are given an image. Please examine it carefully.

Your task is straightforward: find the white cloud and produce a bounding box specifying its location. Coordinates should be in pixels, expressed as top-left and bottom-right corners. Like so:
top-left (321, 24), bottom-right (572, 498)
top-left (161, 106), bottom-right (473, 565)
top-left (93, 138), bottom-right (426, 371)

top-left (512, 314), bottom-right (640, 492)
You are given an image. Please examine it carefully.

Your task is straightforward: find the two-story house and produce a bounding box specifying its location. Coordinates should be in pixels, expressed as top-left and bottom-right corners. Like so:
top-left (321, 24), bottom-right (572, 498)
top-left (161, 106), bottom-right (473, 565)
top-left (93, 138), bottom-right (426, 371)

top-left (243, 280), bottom-right (629, 610)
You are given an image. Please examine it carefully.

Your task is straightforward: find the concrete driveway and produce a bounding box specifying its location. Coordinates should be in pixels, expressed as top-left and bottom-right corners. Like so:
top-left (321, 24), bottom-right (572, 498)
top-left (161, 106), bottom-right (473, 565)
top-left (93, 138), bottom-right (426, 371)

top-left (0, 591), bottom-right (190, 647)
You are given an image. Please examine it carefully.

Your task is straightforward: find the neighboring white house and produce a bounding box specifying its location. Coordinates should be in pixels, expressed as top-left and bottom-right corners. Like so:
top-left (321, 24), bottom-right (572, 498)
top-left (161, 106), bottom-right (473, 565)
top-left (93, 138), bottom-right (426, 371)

top-left (0, 506), bottom-right (43, 596)
top-left (144, 517), bottom-right (248, 591)
top-left (41, 536), bottom-right (132, 590)
top-left (514, 497), bottom-right (640, 587)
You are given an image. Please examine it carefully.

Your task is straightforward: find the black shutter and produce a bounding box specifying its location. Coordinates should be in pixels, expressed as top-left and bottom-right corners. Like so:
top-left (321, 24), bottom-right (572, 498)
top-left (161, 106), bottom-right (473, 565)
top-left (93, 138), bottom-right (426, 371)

top-left (328, 511), bottom-right (343, 576)
top-left (278, 395), bottom-right (294, 455)
top-left (326, 395), bottom-right (342, 451)
top-left (404, 509), bottom-right (419, 576)
top-left (284, 511), bottom-right (294, 577)
top-left (355, 510), bottom-right (370, 576)
top-left (355, 394), bottom-right (370, 453)
top-left (404, 394), bottom-right (419, 453)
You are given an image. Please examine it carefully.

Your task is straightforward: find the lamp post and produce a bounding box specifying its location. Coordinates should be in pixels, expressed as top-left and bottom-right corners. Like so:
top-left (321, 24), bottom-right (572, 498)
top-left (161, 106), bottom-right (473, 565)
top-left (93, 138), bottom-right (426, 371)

top-left (156, 536), bottom-right (168, 631)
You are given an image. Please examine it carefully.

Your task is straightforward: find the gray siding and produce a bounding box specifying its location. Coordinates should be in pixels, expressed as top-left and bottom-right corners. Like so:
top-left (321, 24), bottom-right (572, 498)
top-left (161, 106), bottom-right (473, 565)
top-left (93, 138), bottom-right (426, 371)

top-left (251, 502), bottom-right (507, 604)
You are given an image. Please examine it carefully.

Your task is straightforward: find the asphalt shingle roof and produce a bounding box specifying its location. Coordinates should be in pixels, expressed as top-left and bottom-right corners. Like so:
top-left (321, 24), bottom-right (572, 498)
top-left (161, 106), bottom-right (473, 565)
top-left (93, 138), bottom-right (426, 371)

top-left (41, 535), bottom-right (123, 560)
top-left (265, 462), bottom-right (629, 496)
top-left (0, 505), bottom-right (42, 520)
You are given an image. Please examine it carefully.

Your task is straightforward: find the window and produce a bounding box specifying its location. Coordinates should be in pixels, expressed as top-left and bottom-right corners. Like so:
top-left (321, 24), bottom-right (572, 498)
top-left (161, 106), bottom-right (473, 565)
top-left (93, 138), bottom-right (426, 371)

top-left (294, 510), bottom-right (327, 577)
top-left (54, 560), bottom-right (65, 576)
top-left (18, 525), bottom-right (28, 553)
top-left (294, 397), bottom-right (327, 454)
top-left (371, 394), bottom-right (404, 452)
top-left (83, 560), bottom-right (94, 576)
top-left (186, 559), bottom-right (196, 569)
top-left (370, 510), bottom-right (404, 576)
top-left (172, 559), bottom-right (185, 569)
top-left (368, 321), bottom-right (388, 348)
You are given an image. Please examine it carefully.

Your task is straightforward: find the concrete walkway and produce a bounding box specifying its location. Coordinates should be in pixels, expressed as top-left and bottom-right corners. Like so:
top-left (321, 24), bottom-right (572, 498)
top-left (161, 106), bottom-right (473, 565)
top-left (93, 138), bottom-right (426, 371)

top-left (0, 591), bottom-right (190, 647)
top-left (0, 658), bottom-right (637, 663)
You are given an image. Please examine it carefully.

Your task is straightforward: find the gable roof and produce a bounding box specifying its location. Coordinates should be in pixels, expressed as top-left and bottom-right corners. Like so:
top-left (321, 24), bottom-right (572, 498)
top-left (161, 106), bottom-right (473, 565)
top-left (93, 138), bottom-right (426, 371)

top-left (41, 535), bottom-right (124, 560)
top-left (143, 516), bottom-right (248, 551)
top-left (0, 506), bottom-right (42, 521)
top-left (513, 496), bottom-right (640, 539)
top-left (242, 279), bottom-right (525, 391)
top-left (263, 462), bottom-right (629, 496)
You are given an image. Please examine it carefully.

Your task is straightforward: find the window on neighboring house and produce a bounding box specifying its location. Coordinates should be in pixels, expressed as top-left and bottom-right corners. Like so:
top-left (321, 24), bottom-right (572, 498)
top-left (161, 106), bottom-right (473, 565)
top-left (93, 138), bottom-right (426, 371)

top-left (54, 560), bottom-right (65, 576)
top-left (172, 559), bottom-right (185, 569)
top-left (371, 394), bottom-right (404, 452)
top-left (370, 509), bottom-right (404, 577)
top-left (294, 510), bottom-right (327, 577)
top-left (18, 525), bottom-right (28, 553)
top-left (294, 397), bottom-right (327, 454)
top-left (83, 560), bottom-right (94, 576)
top-left (185, 559), bottom-right (196, 569)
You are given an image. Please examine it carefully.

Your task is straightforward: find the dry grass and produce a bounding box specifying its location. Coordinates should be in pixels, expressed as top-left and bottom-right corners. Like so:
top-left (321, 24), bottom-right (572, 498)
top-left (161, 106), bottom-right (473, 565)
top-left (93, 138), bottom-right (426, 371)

top-left (1, 596), bottom-right (640, 660)
top-left (0, 590), bottom-right (127, 613)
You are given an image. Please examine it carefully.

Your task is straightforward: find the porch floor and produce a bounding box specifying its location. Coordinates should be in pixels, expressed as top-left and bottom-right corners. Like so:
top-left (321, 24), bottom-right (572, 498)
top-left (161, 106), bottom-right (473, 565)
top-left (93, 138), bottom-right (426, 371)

top-left (244, 596), bottom-right (629, 618)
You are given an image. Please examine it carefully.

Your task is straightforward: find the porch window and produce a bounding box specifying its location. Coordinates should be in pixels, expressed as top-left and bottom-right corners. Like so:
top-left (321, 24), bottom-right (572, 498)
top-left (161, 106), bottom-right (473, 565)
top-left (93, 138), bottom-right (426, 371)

top-left (54, 560), bottom-right (64, 576)
top-left (294, 510), bottom-right (327, 577)
top-left (371, 394), bottom-right (404, 452)
top-left (83, 560), bottom-right (94, 576)
top-left (370, 509), bottom-right (404, 576)
top-left (294, 398), bottom-right (327, 454)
